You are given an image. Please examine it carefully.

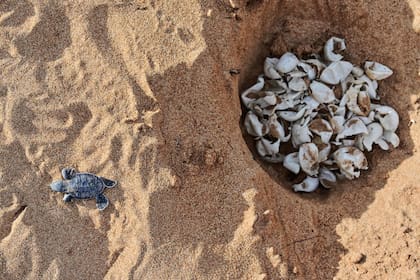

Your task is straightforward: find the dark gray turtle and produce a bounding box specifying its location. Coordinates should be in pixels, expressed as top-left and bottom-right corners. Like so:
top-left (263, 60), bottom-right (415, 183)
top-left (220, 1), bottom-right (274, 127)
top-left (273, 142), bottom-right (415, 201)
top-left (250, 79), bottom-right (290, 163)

top-left (50, 168), bottom-right (117, 210)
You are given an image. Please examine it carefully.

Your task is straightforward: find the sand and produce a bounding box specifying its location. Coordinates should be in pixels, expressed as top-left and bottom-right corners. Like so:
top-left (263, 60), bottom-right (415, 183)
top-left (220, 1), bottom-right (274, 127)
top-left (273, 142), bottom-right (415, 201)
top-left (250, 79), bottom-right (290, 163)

top-left (0, 0), bottom-right (419, 279)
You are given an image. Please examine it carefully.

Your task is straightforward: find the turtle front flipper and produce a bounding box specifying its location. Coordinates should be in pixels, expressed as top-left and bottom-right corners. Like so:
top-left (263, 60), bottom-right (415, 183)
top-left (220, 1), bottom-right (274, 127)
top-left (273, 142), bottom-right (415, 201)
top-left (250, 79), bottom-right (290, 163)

top-left (61, 168), bottom-right (77, 180)
top-left (100, 177), bottom-right (117, 188)
top-left (96, 194), bottom-right (109, 211)
top-left (63, 194), bottom-right (73, 202)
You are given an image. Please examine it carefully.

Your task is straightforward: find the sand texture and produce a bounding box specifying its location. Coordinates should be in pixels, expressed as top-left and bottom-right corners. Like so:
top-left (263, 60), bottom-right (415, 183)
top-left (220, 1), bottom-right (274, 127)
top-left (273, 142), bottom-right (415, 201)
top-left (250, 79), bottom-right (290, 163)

top-left (0, 0), bottom-right (419, 279)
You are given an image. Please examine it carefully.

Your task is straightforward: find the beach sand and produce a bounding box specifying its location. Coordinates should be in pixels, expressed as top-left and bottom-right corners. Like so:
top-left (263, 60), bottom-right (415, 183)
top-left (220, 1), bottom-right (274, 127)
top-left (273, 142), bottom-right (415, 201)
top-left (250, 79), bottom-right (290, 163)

top-left (0, 0), bottom-right (419, 279)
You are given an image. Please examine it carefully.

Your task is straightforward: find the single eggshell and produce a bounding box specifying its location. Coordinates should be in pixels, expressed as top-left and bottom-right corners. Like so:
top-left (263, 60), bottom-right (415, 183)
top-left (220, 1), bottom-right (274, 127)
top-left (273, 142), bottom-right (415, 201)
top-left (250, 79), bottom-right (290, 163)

top-left (277, 107), bottom-right (306, 122)
top-left (264, 57), bottom-right (281, 79)
top-left (342, 139), bottom-right (356, 146)
top-left (275, 52), bottom-right (299, 73)
top-left (288, 70), bottom-right (307, 78)
top-left (344, 84), bottom-right (371, 116)
top-left (309, 119), bottom-right (333, 143)
top-left (317, 143), bottom-right (331, 162)
top-left (241, 76), bottom-right (265, 107)
top-left (320, 61), bottom-right (353, 85)
top-left (324, 37), bottom-right (346, 62)
top-left (264, 79), bottom-right (288, 94)
top-left (256, 138), bottom-right (280, 157)
top-left (293, 176), bottom-right (319, 192)
top-left (372, 105), bottom-right (399, 132)
top-left (319, 168), bottom-right (337, 189)
top-left (291, 120), bottom-right (312, 148)
top-left (310, 81), bottom-right (336, 103)
top-left (267, 115), bottom-right (290, 142)
top-left (302, 58), bottom-right (326, 77)
top-left (336, 117), bottom-right (368, 141)
top-left (262, 154), bottom-right (284, 163)
top-left (383, 130), bottom-right (400, 148)
top-left (253, 91), bottom-right (277, 108)
top-left (359, 111), bottom-right (375, 125)
top-left (244, 111), bottom-right (266, 137)
top-left (283, 152), bottom-right (300, 174)
top-left (362, 122), bottom-right (383, 151)
top-left (330, 115), bottom-right (345, 134)
top-left (298, 143), bottom-right (319, 176)
top-left (364, 61), bottom-right (393, 80)
top-left (351, 66), bottom-right (364, 77)
top-left (333, 147), bottom-right (368, 179)
top-left (288, 77), bottom-right (308, 92)
top-left (297, 62), bottom-right (316, 80)
top-left (357, 75), bottom-right (378, 100)
top-left (375, 138), bottom-right (390, 150)
top-left (328, 104), bottom-right (346, 117)
top-left (302, 96), bottom-right (320, 112)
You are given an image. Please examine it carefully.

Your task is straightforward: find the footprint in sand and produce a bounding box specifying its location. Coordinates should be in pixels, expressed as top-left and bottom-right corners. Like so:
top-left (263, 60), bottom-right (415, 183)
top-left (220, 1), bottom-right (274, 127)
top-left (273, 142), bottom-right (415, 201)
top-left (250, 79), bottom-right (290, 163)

top-left (14, 3), bottom-right (71, 62)
top-left (2, 95), bottom-right (92, 168)
top-left (0, 0), bottom-right (34, 27)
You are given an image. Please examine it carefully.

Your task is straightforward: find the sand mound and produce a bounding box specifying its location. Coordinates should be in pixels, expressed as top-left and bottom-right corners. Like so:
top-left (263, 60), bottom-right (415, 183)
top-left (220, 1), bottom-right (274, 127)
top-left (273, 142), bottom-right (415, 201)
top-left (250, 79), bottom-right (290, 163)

top-left (0, 0), bottom-right (419, 279)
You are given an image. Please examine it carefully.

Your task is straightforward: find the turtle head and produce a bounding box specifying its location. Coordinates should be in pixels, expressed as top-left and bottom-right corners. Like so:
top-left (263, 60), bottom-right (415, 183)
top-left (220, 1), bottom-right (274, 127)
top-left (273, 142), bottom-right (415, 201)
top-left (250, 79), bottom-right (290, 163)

top-left (50, 180), bottom-right (67, 193)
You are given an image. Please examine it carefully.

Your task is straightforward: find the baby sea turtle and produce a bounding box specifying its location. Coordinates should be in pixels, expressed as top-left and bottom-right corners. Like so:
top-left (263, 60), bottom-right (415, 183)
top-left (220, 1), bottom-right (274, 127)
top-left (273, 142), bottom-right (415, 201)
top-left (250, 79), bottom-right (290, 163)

top-left (50, 168), bottom-right (117, 210)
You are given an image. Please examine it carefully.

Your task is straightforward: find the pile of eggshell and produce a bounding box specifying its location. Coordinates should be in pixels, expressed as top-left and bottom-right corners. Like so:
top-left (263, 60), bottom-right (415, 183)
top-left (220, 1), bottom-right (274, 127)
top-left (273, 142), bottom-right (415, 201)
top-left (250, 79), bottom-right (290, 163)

top-left (242, 37), bottom-right (399, 192)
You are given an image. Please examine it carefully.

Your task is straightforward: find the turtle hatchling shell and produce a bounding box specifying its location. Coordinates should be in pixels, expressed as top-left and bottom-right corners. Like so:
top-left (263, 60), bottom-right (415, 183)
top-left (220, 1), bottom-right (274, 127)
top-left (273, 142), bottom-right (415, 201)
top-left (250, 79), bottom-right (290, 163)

top-left (69, 173), bottom-right (105, 199)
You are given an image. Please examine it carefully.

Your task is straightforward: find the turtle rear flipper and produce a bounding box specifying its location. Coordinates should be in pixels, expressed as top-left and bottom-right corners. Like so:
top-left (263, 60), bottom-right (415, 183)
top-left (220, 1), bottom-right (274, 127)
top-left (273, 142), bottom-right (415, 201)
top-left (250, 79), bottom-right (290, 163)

top-left (101, 177), bottom-right (117, 188)
top-left (96, 194), bottom-right (109, 211)
top-left (62, 168), bottom-right (77, 180)
top-left (63, 194), bottom-right (73, 202)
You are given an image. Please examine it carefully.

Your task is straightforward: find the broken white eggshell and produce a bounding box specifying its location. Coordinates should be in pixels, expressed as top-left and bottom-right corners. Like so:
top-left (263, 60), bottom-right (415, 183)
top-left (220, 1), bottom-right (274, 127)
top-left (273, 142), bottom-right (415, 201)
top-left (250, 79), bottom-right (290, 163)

top-left (293, 176), bottom-right (319, 192)
top-left (264, 80), bottom-right (288, 94)
top-left (252, 91), bottom-right (277, 108)
top-left (275, 52), bottom-right (299, 73)
top-left (329, 115), bottom-right (345, 134)
top-left (374, 138), bottom-right (390, 150)
top-left (319, 167), bottom-right (337, 189)
top-left (298, 143), bottom-right (319, 176)
top-left (320, 61), bottom-right (353, 85)
top-left (361, 122), bottom-right (383, 151)
top-left (324, 37), bottom-right (346, 62)
top-left (267, 115), bottom-right (290, 142)
top-left (309, 119), bottom-right (333, 143)
top-left (359, 111), bottom-right (375, 125)
top-left (262, 154), bottom-right (285, 163)
top-left (333, 147), bottom-right (368, 179)
top-left (372, 105), bottom-right (399, 132)
top-left (264, 57), bottom-right (281, 79)
top-left (244, 111), bottom-right (266, 137)
top-left (283, 152), bottom-right (300, 174)
top-left (291, 119), bottom-right (312, 148)
top-left (241, 76), bottom-right (265, 108)
top-left (256, 138), bottom-right (280, 157)
top-left (344, 84), bottom-right (371, 116)
top-left (336, 117), bottom-right (368, 141)
top-left (297, 62), bottom-right (316, 80)
top-left (383, 130), bottom-right (400, 148)
top-left (310, 81), bottom-right (336, 103)
top-left (288, 77), bottom-right (308, 91)
top-left (302, 96), bottom-right (320, 112)
top-left (302, 58), bottom-right (326, 77)
top-left (357, 75), bottom-right (379, 100)
top-left (351, 66), bottom-right (364, 77)
top-left (364, 61), bottom-right (393, 80)
top-left (317, 143), bottom-right (331, 162)
top-left (288, 70), bottom-right (307, 78)
top-left (328, 104), bottom-right (346, 117)
top-left (277, 107), bottom-right (306, 122)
